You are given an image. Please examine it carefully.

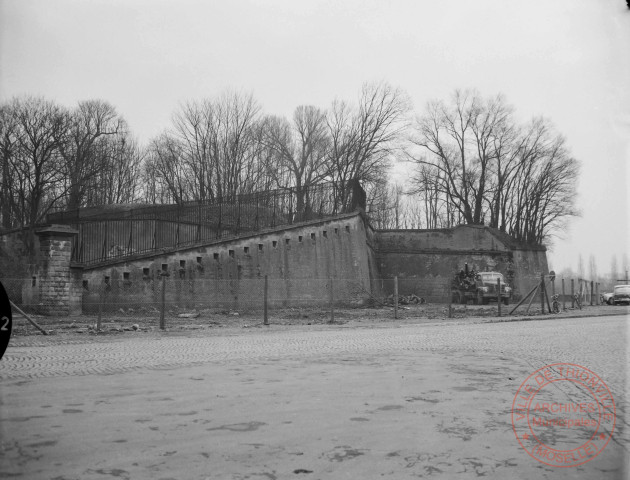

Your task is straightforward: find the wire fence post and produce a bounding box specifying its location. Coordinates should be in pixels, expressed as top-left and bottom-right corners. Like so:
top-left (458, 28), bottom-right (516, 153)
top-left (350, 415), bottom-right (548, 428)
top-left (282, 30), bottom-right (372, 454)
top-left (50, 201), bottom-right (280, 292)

top-left (263, 275), bottom-right (269, 325)
top-left (497, 277), bottom-right (501, 317)
top-left (159, 271), bottom-right (169, 330)
top-left (571, 279), bottom-right (575, 308)
top-left (540, 274), bottom-right (545, 314)
top-left (97, 282), bottom-right (104, 331)
top-left (596, 282), bottom-right (599, 305)
top-left (562, 278), bottom-right (566, 311)
top-left (590, 280), bottom-right (594, 306)
top-left (448, 284), bottom-right (453, 318)
top-left (328, 276), bottom-right (334, 324)
top-left (394, 276), bottom-right (398, 319)
top-left (542, 278), bottom-right (552, 313)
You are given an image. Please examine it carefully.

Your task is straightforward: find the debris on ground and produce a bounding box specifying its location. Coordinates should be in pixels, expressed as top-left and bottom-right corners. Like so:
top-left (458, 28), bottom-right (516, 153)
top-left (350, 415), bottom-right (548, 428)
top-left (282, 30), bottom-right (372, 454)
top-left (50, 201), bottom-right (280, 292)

top-left (386, 294), bottom-right (425, 306)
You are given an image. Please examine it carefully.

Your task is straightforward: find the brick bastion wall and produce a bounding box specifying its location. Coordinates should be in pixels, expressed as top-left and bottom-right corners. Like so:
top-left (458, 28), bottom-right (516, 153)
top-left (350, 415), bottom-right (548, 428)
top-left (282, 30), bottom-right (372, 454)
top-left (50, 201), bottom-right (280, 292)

top-left (373, 225), bottom-right (549, 302)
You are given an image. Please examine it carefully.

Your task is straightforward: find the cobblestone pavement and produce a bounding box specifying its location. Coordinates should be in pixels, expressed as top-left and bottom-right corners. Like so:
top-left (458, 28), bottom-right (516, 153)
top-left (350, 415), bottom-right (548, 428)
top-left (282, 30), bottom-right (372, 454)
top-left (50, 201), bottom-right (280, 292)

top-left (0, 313), bottom-right (628, 479)
top-left (1, 312), bottom-right (627, 384)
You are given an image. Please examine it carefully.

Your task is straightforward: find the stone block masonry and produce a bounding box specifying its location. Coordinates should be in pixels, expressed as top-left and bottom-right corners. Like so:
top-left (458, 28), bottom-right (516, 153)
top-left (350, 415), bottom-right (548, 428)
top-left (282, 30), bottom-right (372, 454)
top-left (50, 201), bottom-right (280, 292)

top-left (374, 225), bottom-right (548, 301)
top-left (6, 213), bottom-right (549, 314)
top-left (81, 213), bottom-right (375, 312)
top-left (32, 225), bottom-right (79, 315)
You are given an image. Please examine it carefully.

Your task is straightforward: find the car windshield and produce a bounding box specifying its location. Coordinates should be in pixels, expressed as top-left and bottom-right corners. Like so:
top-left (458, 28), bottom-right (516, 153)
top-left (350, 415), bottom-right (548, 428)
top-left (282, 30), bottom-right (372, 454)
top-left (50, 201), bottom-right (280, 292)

top-left (479, 273), bottom-right (504, 282)
top-left (614, 285), bottom-right (630, 294)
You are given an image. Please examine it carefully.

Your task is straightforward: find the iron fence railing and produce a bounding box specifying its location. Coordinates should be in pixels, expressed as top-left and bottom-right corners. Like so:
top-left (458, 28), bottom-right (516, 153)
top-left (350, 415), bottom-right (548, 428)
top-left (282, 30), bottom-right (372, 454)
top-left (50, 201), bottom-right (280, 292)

top-left (43, 182), bottom-right (360, 267)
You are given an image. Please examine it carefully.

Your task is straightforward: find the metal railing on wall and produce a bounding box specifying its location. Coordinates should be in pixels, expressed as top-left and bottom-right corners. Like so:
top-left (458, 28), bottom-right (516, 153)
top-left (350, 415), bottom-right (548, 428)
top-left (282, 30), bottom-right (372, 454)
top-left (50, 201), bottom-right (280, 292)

top-left (44, 182), bottom-right (358, 267)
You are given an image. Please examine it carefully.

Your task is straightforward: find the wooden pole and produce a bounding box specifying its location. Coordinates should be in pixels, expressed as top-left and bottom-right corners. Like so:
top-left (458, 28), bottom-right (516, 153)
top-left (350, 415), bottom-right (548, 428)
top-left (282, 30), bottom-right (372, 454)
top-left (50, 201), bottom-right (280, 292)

top-left (97, 284), bottom-right (103, 331)
top-left (540, 274), bottom-right (545, 314)
top-left (159, 271), bottom-right (168, 330)
top-left (263, 275), bottom-right (269, 325)
top-left (329, 277), bottom-right (334, 324)
top-left (590, 280), bottom-right (594, 306)
top-left (542, 279), bottom-right (552, 313)
top-left (497, 278), bottom-right (501, 317)
top-left (571, 279), bottom-right (575, 308)
top-left (448, 283), bottom-right (453, 318)
top-left (394, 276), bottom-right (398, 319)
top-left (562, 278), bottom-right (566, 311)
top-left (526, 284), bottom-right (539, 314)
top-left (596, 282), bottom-right (599, 305)
top-left (9, 300), bottom-right (48, 335)
top-left (509, 283), bottom-right (539, 315)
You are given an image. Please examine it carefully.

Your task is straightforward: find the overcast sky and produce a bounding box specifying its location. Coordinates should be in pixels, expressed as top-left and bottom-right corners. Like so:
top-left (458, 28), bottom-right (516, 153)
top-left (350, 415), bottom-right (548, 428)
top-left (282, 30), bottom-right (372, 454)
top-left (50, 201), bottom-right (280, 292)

top-left (1, 0), bottom-right (629, 277)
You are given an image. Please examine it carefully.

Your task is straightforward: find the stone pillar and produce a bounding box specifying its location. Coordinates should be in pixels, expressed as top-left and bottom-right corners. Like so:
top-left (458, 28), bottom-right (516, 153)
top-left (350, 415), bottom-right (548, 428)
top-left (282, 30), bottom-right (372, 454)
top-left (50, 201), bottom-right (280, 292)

top-left (35, 225), bottom-right (79, 316)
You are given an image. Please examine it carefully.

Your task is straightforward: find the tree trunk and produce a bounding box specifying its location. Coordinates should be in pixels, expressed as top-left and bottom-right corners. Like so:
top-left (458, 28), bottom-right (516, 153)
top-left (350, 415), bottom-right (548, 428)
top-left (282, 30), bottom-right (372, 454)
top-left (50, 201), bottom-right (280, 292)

top-left (1, 151), bottom-right (11, 228)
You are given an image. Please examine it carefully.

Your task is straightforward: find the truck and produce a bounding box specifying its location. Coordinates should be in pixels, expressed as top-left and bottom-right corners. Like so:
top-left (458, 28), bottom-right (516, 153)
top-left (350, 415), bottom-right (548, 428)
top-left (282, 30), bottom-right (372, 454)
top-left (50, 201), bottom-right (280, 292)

top-left (451, 264), bottom-right (512, 305)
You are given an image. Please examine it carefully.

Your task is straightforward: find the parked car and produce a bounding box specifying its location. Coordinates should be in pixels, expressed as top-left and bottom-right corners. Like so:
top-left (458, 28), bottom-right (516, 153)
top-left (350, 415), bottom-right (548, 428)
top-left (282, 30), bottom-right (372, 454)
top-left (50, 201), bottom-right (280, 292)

top-left (600, 292), bottom-right (614, 305)
top-left (612, 285), bottom-right (630, 305)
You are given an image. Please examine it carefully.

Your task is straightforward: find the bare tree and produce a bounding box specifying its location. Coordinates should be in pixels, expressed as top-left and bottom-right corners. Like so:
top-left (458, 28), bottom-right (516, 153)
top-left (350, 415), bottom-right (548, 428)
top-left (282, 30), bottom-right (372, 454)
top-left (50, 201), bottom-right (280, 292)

top-left (365, 181), bottom-right (395, 229)
top-left (410, 90), bottom-right (511, 225)
top-left (145, 91), bottom-right (263, 204)
top-left (212, 91), bottom-right (261, 199)
top-left (504, 119), bottom-right (579, 244)
top-left (577, 254), bottom-right (585, 280)
top-left (261, 105), bottom-right (330, 215)
top-left (171, 100), bottom-right (216, 202)
top-left (0, 97), bottom-right (69, 253)
top-left (57, 100), bottom-right (125, 210)
top-left (409, 163), bottom-right (463, 229)
top-left (249, 119), bottom-right (287, 192)
top-left (588, 254), bottom-right (598, 282)
top-left (610, 255), bottom-right (619, 283)
top-left (8, 97), bottom-right (67, 224)
top-left (366, 182), bottom-right (428, 230)
top-left (0, 104), bottom-right (20, 229)
top-left (84, 132), bottom-right (145, 205)
top-left (327, 82), bottom-right (410, 210)
top-left (410, 90), bottom-right (579, 245)
top-left (144, 132), bottom-right (191, 204)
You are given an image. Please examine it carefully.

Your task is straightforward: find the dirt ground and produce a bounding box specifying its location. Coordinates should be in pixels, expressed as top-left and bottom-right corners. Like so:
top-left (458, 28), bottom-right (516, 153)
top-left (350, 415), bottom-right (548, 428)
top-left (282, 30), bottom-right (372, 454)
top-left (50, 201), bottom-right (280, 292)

top-left (10, 301), bottom-right (625, 340)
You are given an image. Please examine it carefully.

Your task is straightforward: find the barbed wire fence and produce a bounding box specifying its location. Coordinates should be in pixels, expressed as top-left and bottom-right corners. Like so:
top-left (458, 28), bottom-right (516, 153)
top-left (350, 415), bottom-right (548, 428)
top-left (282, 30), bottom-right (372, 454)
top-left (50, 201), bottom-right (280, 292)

top-left (0, 274), bottom-right (609, 334)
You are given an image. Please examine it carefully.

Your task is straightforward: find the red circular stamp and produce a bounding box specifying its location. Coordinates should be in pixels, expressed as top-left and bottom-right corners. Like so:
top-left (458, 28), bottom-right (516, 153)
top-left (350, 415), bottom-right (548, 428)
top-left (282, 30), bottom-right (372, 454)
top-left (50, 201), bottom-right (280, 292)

top-left (511, 363), bottom-right (616, 467)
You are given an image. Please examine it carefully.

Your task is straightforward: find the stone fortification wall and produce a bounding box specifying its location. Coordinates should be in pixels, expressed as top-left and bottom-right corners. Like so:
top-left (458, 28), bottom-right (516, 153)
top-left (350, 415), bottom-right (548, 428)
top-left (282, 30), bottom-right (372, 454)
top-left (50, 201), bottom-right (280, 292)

top-left (373, 225), bottom-right (548, 301)
top-left (375, 226), bottom-right (510, 253)
top-left (511, 248), bottom-right (550, 298)
top-left (4, 213), bottom-right (549, 314)
top-left (79, 213), bottom-right (374, 311)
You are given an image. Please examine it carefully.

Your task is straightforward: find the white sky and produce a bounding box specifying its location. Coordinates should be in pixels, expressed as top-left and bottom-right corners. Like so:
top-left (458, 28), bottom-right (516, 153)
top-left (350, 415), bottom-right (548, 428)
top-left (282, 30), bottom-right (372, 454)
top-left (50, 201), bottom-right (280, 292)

top-left (1, 0), bottom-right (629, 276)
